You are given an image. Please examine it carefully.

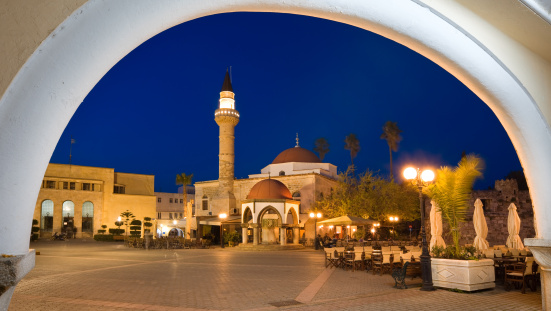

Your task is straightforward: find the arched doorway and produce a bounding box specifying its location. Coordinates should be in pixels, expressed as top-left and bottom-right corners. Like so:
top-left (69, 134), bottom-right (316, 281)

top-left (257, 206), bottom-right (282, 245)
top-left (1, 1), bottom-right (551, 308)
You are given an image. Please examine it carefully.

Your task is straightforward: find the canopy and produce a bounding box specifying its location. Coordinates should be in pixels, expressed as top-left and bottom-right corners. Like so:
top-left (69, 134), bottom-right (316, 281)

top-left (429, 200), bottom-right (446, 249)
top-left (472, 198), bottom-right (490, 251)
top-left (317, 215), bottom-right (379, 226)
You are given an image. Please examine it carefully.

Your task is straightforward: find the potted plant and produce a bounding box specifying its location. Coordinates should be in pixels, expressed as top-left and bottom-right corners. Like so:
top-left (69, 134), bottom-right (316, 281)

top-left (427, 155), bottom-right (495, 291)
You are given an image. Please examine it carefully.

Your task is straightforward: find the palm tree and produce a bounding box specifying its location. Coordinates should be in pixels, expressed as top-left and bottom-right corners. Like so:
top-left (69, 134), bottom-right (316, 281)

top-left (314, 137), bottom-right (330, 161)
top-left (176, 173), bottom-right (193, 238)
top-left (344, 134), bottom-right (360, 168)
top-left (427, 155), bottom-right (482, 255)
top-left (380, 121), bottom-right (402, 180)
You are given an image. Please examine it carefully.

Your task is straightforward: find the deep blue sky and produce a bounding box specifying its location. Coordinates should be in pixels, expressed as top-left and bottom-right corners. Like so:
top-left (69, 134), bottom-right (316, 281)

top-left (50, 12), bottom-right (522, 192)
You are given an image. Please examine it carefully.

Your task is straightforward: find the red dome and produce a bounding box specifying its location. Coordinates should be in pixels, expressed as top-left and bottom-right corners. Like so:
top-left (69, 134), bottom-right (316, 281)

top-left (247, 179), bottom-right (292, 200)
top-left (272, 147), bottom-right (321, 164)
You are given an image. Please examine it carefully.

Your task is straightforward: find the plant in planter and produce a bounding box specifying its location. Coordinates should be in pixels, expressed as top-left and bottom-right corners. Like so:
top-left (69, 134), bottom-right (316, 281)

top-left (30, 219), bottom-right (40, 241)
top-left (427, 155), bottom-right (494, 291)
top-left (143, 217), bottom-right (153, 234)
top-left (130, 219), bottom-right (142, 237)
top-left (224, 231), bottom-right (241, 247)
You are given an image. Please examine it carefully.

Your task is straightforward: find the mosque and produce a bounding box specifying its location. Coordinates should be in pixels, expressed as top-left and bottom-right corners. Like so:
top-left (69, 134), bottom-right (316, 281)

top-left (190, 71), bottom-right (338, 245)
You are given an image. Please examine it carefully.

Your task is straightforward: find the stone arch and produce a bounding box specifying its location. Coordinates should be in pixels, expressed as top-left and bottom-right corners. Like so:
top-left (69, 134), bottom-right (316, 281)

top-left (256, 205), bottom-right (282, 225)
top-left (285, 206), bottom-right (299, 225)
top-left (242, 206), bottom-right (253, 224)
top-left (0, 1), bottom-right (551, 306)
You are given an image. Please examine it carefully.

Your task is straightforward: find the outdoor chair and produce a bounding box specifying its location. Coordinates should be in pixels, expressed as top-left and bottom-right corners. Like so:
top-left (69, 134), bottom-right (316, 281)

top-left (371, 250), bottom-right (383, 275)
top-left (511, 249), bottom-right (520, 257)
top-left (344, 251), bottom-right (355, 271)
top-left (520, 249), bottom-right (528, 256)
top-left (483, 250), bottom-right (494, 258)
top-left (184, 239), bottom-right (192, 249)
top-left (494, 249), bottom-right (503, 258)
top-left (410, 252), bottom-right (422, 262)
top-left (325, 250), bottom-right (340, 268)
top-left (381, 252), bottom-right (393, 274)
top-left (505, 257), bottom-right (536, 294)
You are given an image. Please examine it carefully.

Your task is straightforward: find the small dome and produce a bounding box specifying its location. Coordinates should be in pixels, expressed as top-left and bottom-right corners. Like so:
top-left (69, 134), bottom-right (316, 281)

top-left (247, 179), bottom-right (292, 200)
top-left (272, 147), bottom-right (321, 164)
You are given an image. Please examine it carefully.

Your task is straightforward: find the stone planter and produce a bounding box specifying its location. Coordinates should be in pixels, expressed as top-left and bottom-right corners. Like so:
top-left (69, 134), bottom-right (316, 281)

top-left (431, 258), bottom-right (495, 291)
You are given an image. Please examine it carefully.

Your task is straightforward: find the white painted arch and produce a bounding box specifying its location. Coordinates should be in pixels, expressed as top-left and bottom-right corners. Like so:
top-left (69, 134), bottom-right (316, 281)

top-left (1, 0), bottom-right (551, 261)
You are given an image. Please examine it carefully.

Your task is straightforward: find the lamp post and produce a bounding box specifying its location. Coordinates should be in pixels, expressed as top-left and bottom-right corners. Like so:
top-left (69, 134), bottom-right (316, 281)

top-left (219, 213), bottom-right (227, 248)
top-left (403, 166), bottom-right (436, 291)
top-left (309, 212), bottom-right (322, 250)
top-left (389, 216), bottom-right (399, 240)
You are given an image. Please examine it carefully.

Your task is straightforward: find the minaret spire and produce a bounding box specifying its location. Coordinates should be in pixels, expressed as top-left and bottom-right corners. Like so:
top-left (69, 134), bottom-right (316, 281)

top-left (295, 133), bottom-right (300, 148)
top-left (221, 68), bottom-right (233, 92)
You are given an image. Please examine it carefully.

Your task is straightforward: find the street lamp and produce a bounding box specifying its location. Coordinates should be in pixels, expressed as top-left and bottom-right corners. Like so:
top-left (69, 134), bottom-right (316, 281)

top-left (404, 166), bottom-right (436, 291)
top-left (309, 212), bottom-right (322, 250)
top-left (219, 213), bottom-right (227, 248)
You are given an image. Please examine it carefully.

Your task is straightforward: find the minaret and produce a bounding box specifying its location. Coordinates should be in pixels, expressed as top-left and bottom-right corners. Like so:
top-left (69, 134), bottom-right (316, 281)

top-left (214, 69), bottom-right (239, 212)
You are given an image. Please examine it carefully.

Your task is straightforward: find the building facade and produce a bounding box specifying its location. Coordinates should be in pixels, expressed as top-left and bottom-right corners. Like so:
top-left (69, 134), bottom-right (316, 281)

top-left (34, 163), bottom-right (156, 238)
top-left (154, 188), bottom-right (195, 236)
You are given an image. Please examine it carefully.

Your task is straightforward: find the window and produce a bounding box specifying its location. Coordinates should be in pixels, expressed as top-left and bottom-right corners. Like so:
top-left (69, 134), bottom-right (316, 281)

top-left (179, 213), bottom-right (183, 219)
top-left (292, 191), bottom-right (301, 199)
top-left (45, 180), bottom-right (56, 189)
top-left (180, 199), bottom-right (183, 204)
top-left (482, 199), bottom-right (492, 211)
top-left (92, 184), bottom-right (96, 191)
top-left (169, 198), bottom-right (173, 203)
top-left (82, 201), bottom-right (94, 233)
top-left (41, 200), bottom-right (54, 232)
top-left (63, 182), bottom-right (68, 189)
top-left (114, 185), bottom-right (125, 194)
top-left (279, 171), bottom-right (285, 176)
top-left (82, 183), bottom-right (91, 191)
top-left (169, 213), bottom-right (173, 220)
top-left (202, 195), bottom-right (208, 211)
top-left (157, 197), bottom-right (161, 203)
top-left (157, 212), bottom-right (162, 219)
top-left (70, 182), bottom-right (76, 190)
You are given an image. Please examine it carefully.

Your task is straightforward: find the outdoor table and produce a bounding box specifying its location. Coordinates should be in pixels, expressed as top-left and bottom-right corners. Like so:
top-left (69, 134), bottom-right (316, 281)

top-left (493, 257), bottom-right (519, 282)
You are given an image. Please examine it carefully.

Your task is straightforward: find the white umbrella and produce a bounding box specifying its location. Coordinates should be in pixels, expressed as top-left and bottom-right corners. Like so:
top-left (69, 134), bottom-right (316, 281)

top-left (429, 200), bottom-right (446, 250)
top-left (472, 198), bottom-right (489, 251)
top-left (506, 203), bottom-right (524, 249)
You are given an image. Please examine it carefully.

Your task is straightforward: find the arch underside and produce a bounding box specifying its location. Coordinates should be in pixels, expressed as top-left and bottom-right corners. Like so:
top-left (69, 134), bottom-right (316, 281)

top-left (0, 0), bottom-right (549, 259)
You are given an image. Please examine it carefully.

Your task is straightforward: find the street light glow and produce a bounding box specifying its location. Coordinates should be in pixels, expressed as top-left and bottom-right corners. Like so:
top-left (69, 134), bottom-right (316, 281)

top-left (219, 213), bottom-right (227, 219)
top-left (421, 169), bottom-right (435, 182)
top-left (309, 212), bottom-right (315, 218)
top-left (403, 167), bottom-right (417, 180)
top-left (316, 212), bottom-right (322, 218)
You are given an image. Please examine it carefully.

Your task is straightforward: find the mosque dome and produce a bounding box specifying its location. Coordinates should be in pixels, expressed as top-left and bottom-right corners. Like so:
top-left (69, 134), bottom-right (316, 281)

top-left (247, 179), bottom-right (292, 200)
top-left (272, 147), bottom-right (321, 164)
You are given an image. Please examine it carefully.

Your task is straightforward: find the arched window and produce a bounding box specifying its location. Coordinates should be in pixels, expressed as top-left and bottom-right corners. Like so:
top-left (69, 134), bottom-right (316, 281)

top-left (279, 171), bottom-right (285, 176)
top-left (82, 201), bottom-right (94, 233)
top-left (292, 191), bottom-right (301, 199)
top-left (202, 195), bottom-right (208, 211)
top-left (41, 200), bottom-right (54, 232)
top-left (62, 201), bottom-right (75, 232)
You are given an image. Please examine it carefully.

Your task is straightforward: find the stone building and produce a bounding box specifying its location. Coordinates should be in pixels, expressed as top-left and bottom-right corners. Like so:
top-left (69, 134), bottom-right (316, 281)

top-left (34, 163), bottom-right (156, 238)
top-left (425, 179), bottom-right (535, 247)
top-left (154, 187), bottom-right (194, 236)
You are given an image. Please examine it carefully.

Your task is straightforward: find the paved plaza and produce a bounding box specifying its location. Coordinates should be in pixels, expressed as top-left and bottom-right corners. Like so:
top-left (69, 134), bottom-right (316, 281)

top-left (9, 240), bottom-right (542, 310)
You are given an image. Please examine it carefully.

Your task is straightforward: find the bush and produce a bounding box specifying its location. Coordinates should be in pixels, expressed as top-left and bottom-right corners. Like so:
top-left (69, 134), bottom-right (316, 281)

top-left (223, 231), bottom-right (241, 245)
top-left (109, 228), bottom-right (125, 235)
top-left (94, 234), bottom-right (114, 242)
top-left (97, 229), bottom-right (106, 234)
top-left (432, 245), bottom-right (478, 260)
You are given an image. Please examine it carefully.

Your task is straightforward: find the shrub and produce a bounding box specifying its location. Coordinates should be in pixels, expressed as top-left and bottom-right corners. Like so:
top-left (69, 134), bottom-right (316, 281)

top-left (97, 229), bottom-right (106, 234)
top-left (223, 231), bottom-right (241, 245)
top-left (109, 228), bottom-right (125, 235)
top-left (130, 219), bottom-right (142, 237)
top-left (432, 245), bottom-right (478, 260)
top-left (94, 234), bottom-right (114, 242)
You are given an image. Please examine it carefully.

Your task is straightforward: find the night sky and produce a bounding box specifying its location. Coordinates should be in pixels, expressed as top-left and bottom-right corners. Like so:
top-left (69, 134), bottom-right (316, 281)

top-left (49, 12), bottom-right (522, 193)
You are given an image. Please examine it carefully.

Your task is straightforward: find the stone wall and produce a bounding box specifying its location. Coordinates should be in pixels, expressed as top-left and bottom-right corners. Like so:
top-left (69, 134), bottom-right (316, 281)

top-left (425, 179), bottom-right (535, 247)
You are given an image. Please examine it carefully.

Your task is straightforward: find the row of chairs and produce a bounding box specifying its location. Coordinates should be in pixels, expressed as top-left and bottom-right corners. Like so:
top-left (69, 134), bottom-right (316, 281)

top-left (505, 257), bottom-right (540, 294)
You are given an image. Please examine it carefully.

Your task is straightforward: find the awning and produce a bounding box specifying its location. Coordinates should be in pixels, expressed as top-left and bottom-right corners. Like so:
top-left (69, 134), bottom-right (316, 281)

top-left (317, 215), bottom-right (379, 226)
top-left (199, 215), bottom-right (241, 226)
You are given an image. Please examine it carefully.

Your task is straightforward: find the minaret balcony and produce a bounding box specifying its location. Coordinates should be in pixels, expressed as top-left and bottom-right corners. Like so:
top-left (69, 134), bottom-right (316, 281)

top-left (215, 108), bottom-right (240, 119)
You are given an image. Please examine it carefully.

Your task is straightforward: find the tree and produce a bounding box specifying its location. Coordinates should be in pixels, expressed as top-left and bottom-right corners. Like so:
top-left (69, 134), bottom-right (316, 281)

top-left (314, 167), bottom-right (418, 224)
top-left (380, 121), bottom-right (402, 180)
top-left (130, 219), bottom-right (142, 237)
top-left (120, 210), bottom-right (135, 236)
top-left (427, 154), bottom-right (482, 256)
top-left (314, 137), bottom-right (330, 161)
top-left (176, 173), bottom-right (193, 238)
top-left (344, 134), bottom-right (360, 169)
top-left (143, 217), bottom-right (153, 234)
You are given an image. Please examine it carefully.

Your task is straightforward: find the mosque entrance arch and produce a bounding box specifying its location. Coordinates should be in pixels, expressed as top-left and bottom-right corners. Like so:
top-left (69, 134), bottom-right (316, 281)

top-left (2, 0), bottom-right (551, 308)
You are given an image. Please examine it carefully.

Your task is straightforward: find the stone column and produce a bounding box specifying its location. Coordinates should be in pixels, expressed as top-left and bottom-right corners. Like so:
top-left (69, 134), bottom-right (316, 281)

top-left (525, 239), bottom-right (551, 309)
top-left (241, 223), bottom-right (248, 245)
top-left (252, 223), bottom-right (260, 245)
top-left (280, 226), bottom-right (287, 245)
top-left (293, 226), bottom-right (300, 245)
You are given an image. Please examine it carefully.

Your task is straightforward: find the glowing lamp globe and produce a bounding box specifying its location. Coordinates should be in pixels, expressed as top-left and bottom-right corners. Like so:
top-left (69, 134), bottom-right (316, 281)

top-left (421, 169), bottom-right (435, 182)
top-left (219, 213), bottom-right (227, 219)
top-left (309, 212), bottom-right (315, 218)
top-left (316, 212), bottom-right (322, 218)
top-left (403, 167), bottom-right (417, 180)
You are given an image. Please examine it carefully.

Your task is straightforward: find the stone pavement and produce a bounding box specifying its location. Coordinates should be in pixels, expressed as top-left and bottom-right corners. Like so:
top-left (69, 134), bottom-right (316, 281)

top-left (8, 240), bottom-right (542, 310)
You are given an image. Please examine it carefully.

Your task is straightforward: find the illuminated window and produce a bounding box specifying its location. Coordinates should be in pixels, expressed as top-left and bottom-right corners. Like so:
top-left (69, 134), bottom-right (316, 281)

top-left (41, 200), bottom-right (54, 232)
top-left (219, 98), bottom-right (235, 109)
top-left (82, 201), bottom-right (94, 233)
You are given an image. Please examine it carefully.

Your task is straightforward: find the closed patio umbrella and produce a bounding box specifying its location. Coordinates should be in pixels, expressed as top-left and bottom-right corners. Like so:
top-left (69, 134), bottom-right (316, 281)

top-left (429, 200), bottom-right (446, 250)
top-left (506, 203), bottom-right (524, 249)
top-left (472, 198), bottom-right (489, 251)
